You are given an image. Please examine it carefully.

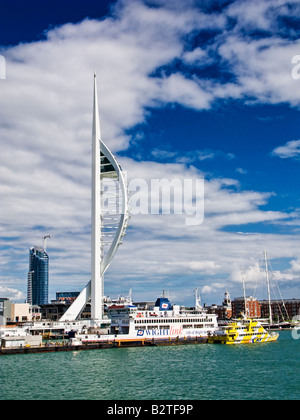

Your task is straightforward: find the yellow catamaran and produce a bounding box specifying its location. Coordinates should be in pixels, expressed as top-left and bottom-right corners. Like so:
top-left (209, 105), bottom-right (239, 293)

top-left (208, 317), bottom-right (279, 345)
top-left (209, 250), bottom-right (281, 345)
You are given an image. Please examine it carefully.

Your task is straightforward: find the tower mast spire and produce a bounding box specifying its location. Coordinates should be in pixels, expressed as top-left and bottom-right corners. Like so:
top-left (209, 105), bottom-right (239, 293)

top-left (91, 73), bottom-right (103, 320)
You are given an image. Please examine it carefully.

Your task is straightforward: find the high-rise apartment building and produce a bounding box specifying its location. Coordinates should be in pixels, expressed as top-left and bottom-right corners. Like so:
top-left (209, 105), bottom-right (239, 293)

top-left (27, 247), bottom-right (49, 305)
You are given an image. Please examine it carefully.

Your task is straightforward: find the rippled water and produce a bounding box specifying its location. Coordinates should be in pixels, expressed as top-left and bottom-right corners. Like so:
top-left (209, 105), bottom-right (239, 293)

top-left (1, 331), bottom-right (299, 400)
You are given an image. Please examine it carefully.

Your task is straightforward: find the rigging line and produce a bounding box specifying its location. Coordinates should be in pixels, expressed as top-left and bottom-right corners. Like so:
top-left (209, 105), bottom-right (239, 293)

top-left (270, 280), bottom-right (284, 321)
top-left (252, 253), bottom-right (264, 298)
top-left (252, 267), bottom-right (260, 301)
top-left (268, 259), bottom-right (289, 320)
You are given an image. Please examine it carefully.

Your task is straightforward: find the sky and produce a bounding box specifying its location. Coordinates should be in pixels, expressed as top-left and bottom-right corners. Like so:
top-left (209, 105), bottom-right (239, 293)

top-left (1, 0), bottom-right (300, 307)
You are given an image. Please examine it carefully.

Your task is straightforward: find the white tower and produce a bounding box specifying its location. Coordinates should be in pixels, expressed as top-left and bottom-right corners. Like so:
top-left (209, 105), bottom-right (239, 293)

top-left (195, 288), bottom-right (203, 310)
top-left (60, 74), bottom-right (129, 323)
top-left (223, 290), bottom-right (231, 308)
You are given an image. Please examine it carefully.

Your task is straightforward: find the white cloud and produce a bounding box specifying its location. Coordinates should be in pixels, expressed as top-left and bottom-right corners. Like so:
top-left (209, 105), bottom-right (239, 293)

top-left (154, 73), bottom-right (214, 110)
top-left (216, 35), bottom-right (300, 106)
top-left (226, 0), bottom-right (300, 33)
top-left (0, 286), bottom-right (25, 302)
top-left (150, 148), bottom-right (234, 164)
top-left (182, 47), bottom-right (209, 66)
top-left (236, 168), bottom-right (247, 175)
top-left (272, 140), bottom-right (300, 159)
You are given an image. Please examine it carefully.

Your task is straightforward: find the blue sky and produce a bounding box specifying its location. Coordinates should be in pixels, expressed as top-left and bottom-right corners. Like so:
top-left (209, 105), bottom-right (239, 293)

top-left (1, 0), bottom-right (300, 306)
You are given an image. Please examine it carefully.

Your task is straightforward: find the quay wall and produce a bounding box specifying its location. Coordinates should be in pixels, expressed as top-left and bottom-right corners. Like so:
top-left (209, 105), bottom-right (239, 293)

top-left (0, 336), bottom-right (207, 355)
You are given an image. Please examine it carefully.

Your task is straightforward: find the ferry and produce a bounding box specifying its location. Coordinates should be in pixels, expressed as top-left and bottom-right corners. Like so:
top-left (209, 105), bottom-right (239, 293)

top-left (208, 316), bottom-right (279, 345)
top-left (71, 296), bottom-right (218, 345)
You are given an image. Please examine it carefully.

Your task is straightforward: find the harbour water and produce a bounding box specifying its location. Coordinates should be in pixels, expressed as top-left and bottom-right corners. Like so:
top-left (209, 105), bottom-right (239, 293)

top-left (1, 330), bottom-right (299, 400)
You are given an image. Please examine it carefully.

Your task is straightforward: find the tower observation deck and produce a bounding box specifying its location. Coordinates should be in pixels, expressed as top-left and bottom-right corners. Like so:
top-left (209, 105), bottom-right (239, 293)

top-left (60, 74), bottom-right (129, 323)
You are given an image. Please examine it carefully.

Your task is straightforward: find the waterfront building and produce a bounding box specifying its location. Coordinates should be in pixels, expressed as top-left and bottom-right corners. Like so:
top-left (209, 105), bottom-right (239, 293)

top-left (39, 300), bottom-right (91, 321)
top-left (1, 300), bottom-right (34, 324)
top-left (0, 298), bottom-right (9, 325)
top-left (259, 299), bottom-right (300, 321)
top-left (207, 291), bottom-right (232, 320)
top-left (30, 305), bottom-right (42, 321)
top-left (1, 299), bottom-right (41, 325)
top-left (232, 296), bottom-right (261, 319)
top-left (56, 291), bottom-right (80, 304)
top-left (222, 290), bottom-right (232, 318)
top-left (27, 246), bottom-right (49, 305)
top-left (39, 302), bottom-right (70, 321)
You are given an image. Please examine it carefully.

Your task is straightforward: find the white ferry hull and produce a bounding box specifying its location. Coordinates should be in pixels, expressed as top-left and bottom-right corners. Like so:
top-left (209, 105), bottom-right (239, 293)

top-left (72, 325), bottom-right (216, 346)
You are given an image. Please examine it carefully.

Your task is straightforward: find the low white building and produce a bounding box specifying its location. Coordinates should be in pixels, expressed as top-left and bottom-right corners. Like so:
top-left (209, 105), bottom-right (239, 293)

top-left (0, 299), bottom-right (41, 325)
top-left (0, 327), bottom-right (42, 348)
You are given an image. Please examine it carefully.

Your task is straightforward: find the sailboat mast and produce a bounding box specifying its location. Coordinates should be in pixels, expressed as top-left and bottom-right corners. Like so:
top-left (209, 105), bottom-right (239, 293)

top-left (241, 266), bottom-right (247, 317)
top-left (264, 250), bottom-right (272, 325)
